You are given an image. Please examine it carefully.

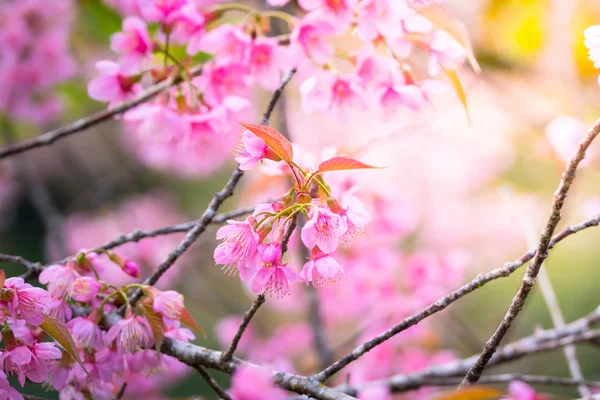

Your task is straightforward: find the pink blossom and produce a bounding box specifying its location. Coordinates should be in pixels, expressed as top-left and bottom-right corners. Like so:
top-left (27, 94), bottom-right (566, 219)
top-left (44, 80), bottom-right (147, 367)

top-left (249, 38), bottom-right (286, 90)
top-left (87, 61), bottom-right (142, 107)
top-left (545, 116), bottom-right (590, 165)
top-left (47, 298), bottom-right (73, 324)
top-left (214, 218), bottom-right (260, 279)
top-left (378, 76), bottom-right (445, 114)
top-left (337, 189), bottom-right (372, 241)
top-left (67, 317), bottom-right (104, 351)
top-left (38, 262), bottom-right (78, 299)
top-left (502, 381), bottom-right (548, 400)
top-left (300, 252), bottom-right (345, 286)
top-left (301, 206), bottom-right (348, 253)
top-left (110, 16), bottom-right (153, 69)
top-left (153, 290), bottom-right (184, 320)
top-left (298, 0), bottom-right (357, 32)
top-left (428, 30), bottom-right (466, 76)
top-left (290, 13), bottom-right (336, 65)
top-left (124, 102), bottom-right (189, 142)
top-left (0, 369), bottom-right (23, 400)
top-left (229, 366), bottom-right (285, 400)
top-left (200, 63), bottom-right (250, 106)
top-left (198, 25), bottom-right (252, 65)
top-left (251, 244), bottom-right (299, 297)
top-left (358, 385), bottom-right (391, 400)
top-left (69, 276), bottom-right (101, 302)
top-left (235, 130), bottom-right (269, 170)
top-left (1, 342), bottom-right (62, 386)
top-left (106, 315), bottom-right (153, 354)
top-left (1, 278), bottom-right (50, 326)
top-left (139, 0), bottom-right (187, 26)
top-left (172, 4), bottom-right (206, 55)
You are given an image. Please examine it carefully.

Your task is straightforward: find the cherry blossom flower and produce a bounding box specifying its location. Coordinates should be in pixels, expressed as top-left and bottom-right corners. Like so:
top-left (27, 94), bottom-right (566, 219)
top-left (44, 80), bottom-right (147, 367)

top-left (214, 218), bottom-right (261, 279)
top-left (501, 381), bottom-right (548, 400)
top-left (427, 30), bottom-right (466, 76)
top-left (251, 244), bottom-right (300, 297)
top-left (67, 317), bottom-right (104, 351)
top-left (0, 369), bottom-right (23, 400)
top-left (235, 130), bottom-right (269, 170)
top-left (110, 16), bottom-right (153, 69)
top-left (249, 38), bottom-right (286, 90)
top-left (106, 315), bottom-right (153, 354)
top-left (290, 13), bottom-right (336, 65)
top-left (1, 342), bottom-right (62, 386)
top-left (301, 206), bottom-right (348, 253)
top-left (153, 290), bottom-right (184, 320)
top-left (172, 4), bottom-right (206, 55)
top-left (198, 25), bottom-right (252, 65)
top-left (1, 278), bottom-right (50, 326)
top-left (300, 251), bottom-right (345, 286)
top-left (69, 276), bottom-right (101, 303)
top-left (139, 0), bottom-right (187, 26)
top-left (39, 262), bottom-right (78, 299)
top-left (87, 60), bottom-right (142, 107)
top-left (298, 0), bottom-right (357, 32)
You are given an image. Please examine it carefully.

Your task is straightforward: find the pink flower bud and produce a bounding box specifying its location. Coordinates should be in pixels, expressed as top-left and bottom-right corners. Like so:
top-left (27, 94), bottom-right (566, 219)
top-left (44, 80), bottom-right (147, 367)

top-left (123, 260), bottom-right (141, 278)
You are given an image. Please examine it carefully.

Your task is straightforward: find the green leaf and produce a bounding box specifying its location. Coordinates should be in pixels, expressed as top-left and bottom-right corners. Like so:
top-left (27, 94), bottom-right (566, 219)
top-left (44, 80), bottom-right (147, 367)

top-left (443, 68), bottom-right (471, 124)
top-left (180, 308), bottom-right (206, 339)
top-left (40, 315), bottom-right (88, 375)
top-left (318, 156), bottom-right (382, 173)
top-left (239, 122), bottom-right (294, 163)
top-left (419, 5), bottom-right (481, 73)
top-left (141, 302), bottom-right (165, 357)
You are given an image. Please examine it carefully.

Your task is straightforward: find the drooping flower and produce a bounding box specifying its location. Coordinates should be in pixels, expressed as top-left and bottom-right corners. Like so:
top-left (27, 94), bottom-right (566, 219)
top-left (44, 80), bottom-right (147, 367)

top-left (235, 130), bottom-right (269, 170)
top-left (301, 206), bottom-right (347, 253)
top-left (69, 276), bottom-right (101, 302)
top-left (106, 315), bottom-right (153, 354)
top-left (110, 16), bottom-right (153, 69)
top-left (300, 251), bottom-right (345, 286)
top-left (38, 262), bottom-right (78, 299)
top-left (290, 13), bottom-right (336, 65)
top-left (153, 290), bottom-right (184, 320)
top-left (229, 366), bottom-right (286, 400)
top-left (87, 61), bottom-right (142, 107)
top-left (67, 317), bottom-right (104, 351)
top-left (1, 278), bottom-right (50, 326)
top-left (251, 244), bottom-right (299, 297)
top-left (214, 218), bottom-right (260, 279)
top-left (1, 342), bottom-right (62, 386)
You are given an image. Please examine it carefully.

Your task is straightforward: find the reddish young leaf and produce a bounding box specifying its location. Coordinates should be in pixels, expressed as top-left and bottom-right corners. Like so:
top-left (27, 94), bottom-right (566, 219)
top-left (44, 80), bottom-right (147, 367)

top-left (318, 156), bottom-right (382, 173)
top-left (180, 308), bottom-right (206, 338)
top-left (239, 122), bottom-right (293, 163)
top-left (0, 270), bottom-right (5, 289)
top-left (40, 315), bottom-right (88, 374)
top-left (141, 302), bottom-right (165, 357)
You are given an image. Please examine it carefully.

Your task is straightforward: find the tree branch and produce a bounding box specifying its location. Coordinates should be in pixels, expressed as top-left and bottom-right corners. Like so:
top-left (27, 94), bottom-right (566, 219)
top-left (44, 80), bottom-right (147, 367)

top-left (0, 253), bottom-right (42, 271)
top-left (0, 67), bottom-right (202, 161)
top-left (220, 294), bottom-right (266, 364)
top-left (194, 365), bottom-right (232, 400)
top-left (460, 118), bottom-right (600, 387)
top-left (313, 211), bottom-right (600, 383)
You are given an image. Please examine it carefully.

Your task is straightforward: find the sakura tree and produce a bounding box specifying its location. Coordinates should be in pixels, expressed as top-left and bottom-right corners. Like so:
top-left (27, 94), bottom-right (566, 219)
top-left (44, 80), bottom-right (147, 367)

top-left (1, 0), bottom-right (600, 399)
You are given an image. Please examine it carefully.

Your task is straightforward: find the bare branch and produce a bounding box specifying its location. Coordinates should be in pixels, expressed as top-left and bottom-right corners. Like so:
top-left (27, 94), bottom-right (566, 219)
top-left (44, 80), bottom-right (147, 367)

top-left (400, 374), bottom-right (600, 389)
top-left (460, 118), bottom-right (600, 387)
top-left (0, 254), bottom-right (42, 271)
top-left (220, 295), bottom-right (266, 364)
top-left (194, 365), bottom-right (232, 400)
top-left (0, 67), bottom-right (202, 161)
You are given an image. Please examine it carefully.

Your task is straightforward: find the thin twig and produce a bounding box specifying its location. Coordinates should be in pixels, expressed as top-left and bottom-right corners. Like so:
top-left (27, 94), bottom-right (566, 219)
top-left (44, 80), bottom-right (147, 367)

top-left (0, 66), bottom-right (203, 161)
top-left (194, 365), bottom-right (232, 400)
top-left (511, 191), bottom-right (591, 398)
top-left (0, 253), bottom-right (42, 271)
top-left (313, 212), bottom-right (600, 383)
top-left (460, 118), bottom-right (600, 387)
top-left (220, 294), bottom-right (266, 363)
top-left (401, 374), bottom-right (600, 389)
top-left (115, 382), bottom-right (128, 400)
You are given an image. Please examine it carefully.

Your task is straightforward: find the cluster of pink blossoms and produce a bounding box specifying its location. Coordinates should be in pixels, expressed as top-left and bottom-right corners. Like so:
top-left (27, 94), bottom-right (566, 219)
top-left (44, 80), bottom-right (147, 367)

top-left (214, 123), bottom-right (375, 297)
top-left (0, 0), bottom-right (75, 125)
top-left (32, 251), bottom-right (198, 399)
top-left (90, 0), bottom-right (470, 176)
